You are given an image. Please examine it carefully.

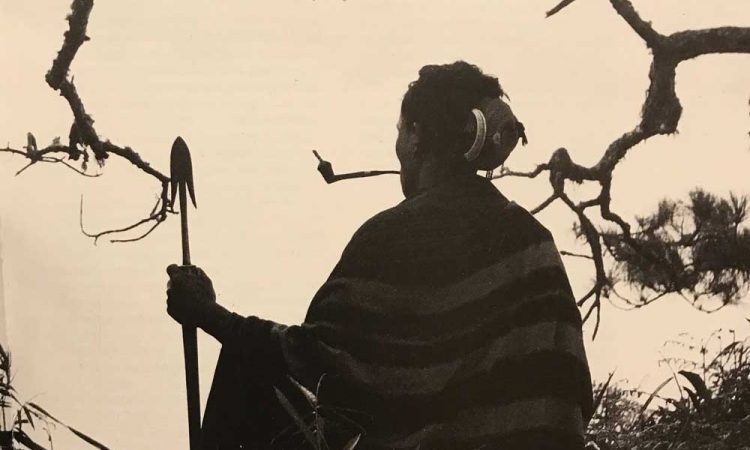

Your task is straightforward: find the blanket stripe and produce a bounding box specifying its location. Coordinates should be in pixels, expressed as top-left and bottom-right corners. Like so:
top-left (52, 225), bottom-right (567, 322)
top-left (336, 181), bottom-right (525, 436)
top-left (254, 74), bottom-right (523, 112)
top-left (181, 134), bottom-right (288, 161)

top-left (201, 175), bottom-right (593, 450)
top-left (309, 239), bottom-right (564, 315)
top-left (383, 398), bottom-right (584, 449)
top-left (305, 320), bottom-right (586, 396)
top-left (302, 284), bottom-right (581, 366)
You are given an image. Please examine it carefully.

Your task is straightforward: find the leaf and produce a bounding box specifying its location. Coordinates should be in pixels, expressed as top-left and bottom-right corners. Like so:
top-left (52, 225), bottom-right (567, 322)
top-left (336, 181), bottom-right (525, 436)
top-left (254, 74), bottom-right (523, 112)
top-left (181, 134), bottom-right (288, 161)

top-left (316, 373), bottom-right (327, 397)
top-left (546, 0), bottom-right (578, 17)
top-left (0, 343), bottom-right (10, 374)
top-left (678, 370), bottom-right (711, 400)
top-left (592, 371), bottom-right (616, 415)
top-left (23, 405), bottom-right (36, 430)
top-left (13, 429), bottom-right (50, 450)
top-left (343, 433), bottom-right (361, 450)
top-left (684, 387), bottom-right (702, 410)
top-left (274, 386), bottom-right (318, 449)
top-left (633, 377), bottom-right (673, 428)
top-left (28, 402), bottom-right (110, 449)
top-left (27, 402), bottom-right (62, 424)
top-left (288, 376), bottom-right (318, 409)
top-left (67, 426), bottom-right (111, 450)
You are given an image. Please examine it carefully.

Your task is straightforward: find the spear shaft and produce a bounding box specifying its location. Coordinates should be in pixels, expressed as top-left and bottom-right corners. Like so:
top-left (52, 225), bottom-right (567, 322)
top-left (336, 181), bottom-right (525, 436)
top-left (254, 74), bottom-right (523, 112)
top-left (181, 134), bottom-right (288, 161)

top-left (179, 181), bottom-right (201, 450)
top-left (171, 136), bottom-right (201, 450)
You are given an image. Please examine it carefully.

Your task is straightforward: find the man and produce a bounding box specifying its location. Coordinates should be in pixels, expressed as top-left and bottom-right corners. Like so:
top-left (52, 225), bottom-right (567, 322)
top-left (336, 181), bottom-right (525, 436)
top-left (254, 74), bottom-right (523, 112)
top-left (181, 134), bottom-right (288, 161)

top-left (167, 61), bottom-right (593, 449)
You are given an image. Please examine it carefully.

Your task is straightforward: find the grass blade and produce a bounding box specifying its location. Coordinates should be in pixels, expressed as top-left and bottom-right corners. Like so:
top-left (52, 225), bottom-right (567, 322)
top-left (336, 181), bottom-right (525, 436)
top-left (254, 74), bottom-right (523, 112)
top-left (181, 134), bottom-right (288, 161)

top-left (13, 429), bottom-right (49, 450)
top-left (67, 426), bottom-right (110, 450)
top-left (23, 405), bottom-right (36, 430)
top-left (274, 386), bottom-right (318, 449)
top-left (288, 376), bottom-right (318, 409)
top-left (28, 402), bottom-right (110, 449)
top-left (592, 371), bottom-right (616, 416)
top-left (343, 433), bottom-right (361, 450)
top-left (632, 377), bottom-right (673, 429)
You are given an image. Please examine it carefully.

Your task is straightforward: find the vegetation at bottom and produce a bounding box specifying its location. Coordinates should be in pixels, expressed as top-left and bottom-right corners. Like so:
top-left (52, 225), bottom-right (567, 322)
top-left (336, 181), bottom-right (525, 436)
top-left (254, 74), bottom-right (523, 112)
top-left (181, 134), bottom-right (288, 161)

top-left (586, 330), bottom-right (750, 450)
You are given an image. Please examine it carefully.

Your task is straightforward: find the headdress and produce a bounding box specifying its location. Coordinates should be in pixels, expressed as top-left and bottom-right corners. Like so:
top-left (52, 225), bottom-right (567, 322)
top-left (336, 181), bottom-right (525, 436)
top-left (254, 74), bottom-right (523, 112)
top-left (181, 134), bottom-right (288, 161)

top-left (463, 97), bottom-right (527, 171)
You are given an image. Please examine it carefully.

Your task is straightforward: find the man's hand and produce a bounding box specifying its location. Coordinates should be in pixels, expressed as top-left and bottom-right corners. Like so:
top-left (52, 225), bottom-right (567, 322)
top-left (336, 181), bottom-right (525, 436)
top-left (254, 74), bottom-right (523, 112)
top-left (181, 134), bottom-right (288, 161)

top-left (166, 264), bottom-right (217, 327)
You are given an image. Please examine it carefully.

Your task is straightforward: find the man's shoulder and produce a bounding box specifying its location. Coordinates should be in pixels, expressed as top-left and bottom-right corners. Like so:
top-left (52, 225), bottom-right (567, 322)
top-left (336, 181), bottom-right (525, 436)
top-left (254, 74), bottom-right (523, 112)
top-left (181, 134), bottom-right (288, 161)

top-left (503, 200), bottom-right (555, 242)
top-left (342, 187), bottom-right (555, 272)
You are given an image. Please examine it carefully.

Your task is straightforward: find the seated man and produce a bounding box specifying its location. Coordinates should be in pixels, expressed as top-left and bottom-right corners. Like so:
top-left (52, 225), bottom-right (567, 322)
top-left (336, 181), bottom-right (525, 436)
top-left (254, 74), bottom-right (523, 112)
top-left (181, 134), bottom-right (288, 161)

top-left (166, 61), bottom-right (593, 450)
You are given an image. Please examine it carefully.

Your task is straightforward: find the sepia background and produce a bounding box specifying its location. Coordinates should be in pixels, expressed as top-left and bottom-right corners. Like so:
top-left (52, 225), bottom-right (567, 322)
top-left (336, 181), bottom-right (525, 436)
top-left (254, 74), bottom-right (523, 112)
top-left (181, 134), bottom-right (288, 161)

top-left (1, 1), bottom-right (749, 448)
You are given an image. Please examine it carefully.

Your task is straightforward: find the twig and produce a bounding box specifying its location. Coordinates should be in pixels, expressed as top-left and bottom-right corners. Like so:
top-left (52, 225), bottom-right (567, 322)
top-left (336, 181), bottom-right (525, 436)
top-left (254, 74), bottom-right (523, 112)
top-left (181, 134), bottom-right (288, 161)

top-left (530, 193), bottom-right (559, 215)
top-left (79, 181), bottom-right (170, 244)
top-left (53, 158), bottom-right (100, 177)
top-left (560, 250), bottom-right (594, 260)
top-left (608, 0), bottom-right (663, 47)
top-left (110, 219), bottom-right (165, 243)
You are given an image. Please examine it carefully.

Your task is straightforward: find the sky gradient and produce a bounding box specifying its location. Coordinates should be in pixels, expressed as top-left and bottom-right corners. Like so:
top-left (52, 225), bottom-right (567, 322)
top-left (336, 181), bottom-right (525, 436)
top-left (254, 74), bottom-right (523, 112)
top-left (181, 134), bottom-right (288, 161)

top-left (1, 1), bottom-right (749, 448)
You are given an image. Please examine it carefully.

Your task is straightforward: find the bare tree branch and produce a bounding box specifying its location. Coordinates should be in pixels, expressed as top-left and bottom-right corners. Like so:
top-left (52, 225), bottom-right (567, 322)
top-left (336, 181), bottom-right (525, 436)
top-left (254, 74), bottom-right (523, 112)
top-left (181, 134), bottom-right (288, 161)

top-left (530, 194), bottom-right (560, 215)
top-left (2, 0), bottom-right (173, 243)
top-left (79, 181), bottom-right (171, 244)
top-left (4, 146), bottom-right (101, 177)
top-left (46, 0), bottom-right (93, 91)
top-left (670, 26), bottom-right (750, 60)
top-left (561, 251), bottom-right (594, 260)
top-left (608, 0), bottom-right (662, 47)
top-left (561, 193), bottom-right (608, 338)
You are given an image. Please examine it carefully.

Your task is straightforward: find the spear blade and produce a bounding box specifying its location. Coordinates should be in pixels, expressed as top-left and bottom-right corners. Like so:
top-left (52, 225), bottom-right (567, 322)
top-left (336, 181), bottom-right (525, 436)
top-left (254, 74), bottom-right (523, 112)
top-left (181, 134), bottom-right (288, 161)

top-left (170, 136), bottom-right (197, 208)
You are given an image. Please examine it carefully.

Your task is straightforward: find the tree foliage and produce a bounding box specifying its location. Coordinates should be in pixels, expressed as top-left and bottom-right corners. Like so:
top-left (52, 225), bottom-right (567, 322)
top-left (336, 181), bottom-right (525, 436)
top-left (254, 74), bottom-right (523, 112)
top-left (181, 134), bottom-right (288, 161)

top-left (601, 189), bottom-right (750, 310)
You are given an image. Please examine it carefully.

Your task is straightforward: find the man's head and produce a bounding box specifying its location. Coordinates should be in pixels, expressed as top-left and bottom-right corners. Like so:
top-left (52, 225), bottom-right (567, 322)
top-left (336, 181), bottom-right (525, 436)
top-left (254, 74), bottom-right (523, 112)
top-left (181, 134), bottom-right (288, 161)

top-left (396, 61), bottom-right (526, 198)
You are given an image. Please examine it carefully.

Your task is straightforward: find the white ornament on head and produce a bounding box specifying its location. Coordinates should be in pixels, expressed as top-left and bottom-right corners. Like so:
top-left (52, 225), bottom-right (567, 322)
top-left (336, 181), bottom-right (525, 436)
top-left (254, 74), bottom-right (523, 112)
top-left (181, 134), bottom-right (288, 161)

top-left (463, 108), bottom-right (487, 162)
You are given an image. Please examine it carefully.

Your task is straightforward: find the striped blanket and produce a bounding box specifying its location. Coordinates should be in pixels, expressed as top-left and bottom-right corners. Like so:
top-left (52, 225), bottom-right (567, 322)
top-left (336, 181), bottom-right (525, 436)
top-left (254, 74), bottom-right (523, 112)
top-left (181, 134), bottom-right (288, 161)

top-left (201, 174), bottom-right (593, 450)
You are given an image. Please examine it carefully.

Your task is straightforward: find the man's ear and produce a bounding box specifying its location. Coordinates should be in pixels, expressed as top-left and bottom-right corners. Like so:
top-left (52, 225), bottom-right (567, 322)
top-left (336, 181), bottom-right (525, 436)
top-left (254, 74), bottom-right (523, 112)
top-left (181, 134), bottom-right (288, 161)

top-left (409, 122), bottom-right (422, 160)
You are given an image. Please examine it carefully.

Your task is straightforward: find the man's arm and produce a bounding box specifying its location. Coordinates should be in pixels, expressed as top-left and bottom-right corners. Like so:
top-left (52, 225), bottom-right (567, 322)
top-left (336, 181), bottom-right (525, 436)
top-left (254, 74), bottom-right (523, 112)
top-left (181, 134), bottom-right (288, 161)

top-left (165, 264), bottom-right (284, 355)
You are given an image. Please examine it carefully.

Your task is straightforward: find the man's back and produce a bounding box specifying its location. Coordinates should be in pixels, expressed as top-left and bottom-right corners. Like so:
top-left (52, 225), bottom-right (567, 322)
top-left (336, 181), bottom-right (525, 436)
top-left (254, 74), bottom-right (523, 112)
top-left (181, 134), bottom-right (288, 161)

top-left (298, 174), bottom-right (593, 449)
top-left (196, 174), bottom-right (593, 449)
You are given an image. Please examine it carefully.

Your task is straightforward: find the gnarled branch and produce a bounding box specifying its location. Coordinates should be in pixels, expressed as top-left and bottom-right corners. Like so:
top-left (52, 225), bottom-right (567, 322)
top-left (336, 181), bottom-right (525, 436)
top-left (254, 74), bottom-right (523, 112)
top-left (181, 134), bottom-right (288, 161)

top-left (2, 0), bottom-right (172, 243)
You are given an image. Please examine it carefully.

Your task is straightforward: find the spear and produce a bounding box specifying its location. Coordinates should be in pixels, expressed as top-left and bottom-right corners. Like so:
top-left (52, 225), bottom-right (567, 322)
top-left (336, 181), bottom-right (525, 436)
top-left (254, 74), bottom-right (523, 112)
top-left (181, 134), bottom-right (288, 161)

top-left (170, 136), bottom-right (200, 450)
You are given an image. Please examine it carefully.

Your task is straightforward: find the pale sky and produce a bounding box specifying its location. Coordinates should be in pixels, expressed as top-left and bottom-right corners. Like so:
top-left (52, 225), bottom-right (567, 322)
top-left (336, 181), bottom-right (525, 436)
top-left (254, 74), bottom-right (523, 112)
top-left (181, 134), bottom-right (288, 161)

top-left (1, 1), bottom-right (749, 448)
